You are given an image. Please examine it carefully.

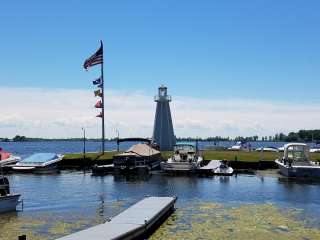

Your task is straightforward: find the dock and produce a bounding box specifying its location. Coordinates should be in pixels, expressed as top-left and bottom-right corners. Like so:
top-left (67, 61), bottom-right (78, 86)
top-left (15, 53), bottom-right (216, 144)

top-left (57, 196), bottom-right (177, 240)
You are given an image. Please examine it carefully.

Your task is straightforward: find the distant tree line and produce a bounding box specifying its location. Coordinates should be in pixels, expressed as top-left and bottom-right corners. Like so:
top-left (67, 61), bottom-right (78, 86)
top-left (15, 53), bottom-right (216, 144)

top-left (1, 130), bottom-right (320, 142)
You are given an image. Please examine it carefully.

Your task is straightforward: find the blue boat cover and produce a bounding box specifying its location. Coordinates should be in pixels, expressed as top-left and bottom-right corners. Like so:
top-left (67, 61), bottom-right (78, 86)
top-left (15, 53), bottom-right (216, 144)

top-left (22, 153), bottom-right (58, 163)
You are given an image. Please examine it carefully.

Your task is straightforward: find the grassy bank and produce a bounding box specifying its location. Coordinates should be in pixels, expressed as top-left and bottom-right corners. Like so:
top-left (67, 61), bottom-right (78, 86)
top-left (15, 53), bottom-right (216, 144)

top-left (61, 150), bottom-right (320, 167)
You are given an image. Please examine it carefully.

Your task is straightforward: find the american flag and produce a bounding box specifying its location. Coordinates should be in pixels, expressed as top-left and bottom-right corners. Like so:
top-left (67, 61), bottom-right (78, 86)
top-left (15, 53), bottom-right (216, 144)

top-left (83, 42), bottom-right (103, 70)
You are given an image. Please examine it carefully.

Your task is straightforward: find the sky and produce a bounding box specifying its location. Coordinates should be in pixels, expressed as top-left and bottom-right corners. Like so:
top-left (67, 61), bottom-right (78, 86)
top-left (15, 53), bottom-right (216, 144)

top-left (1, 0), bottom-right (320, 138)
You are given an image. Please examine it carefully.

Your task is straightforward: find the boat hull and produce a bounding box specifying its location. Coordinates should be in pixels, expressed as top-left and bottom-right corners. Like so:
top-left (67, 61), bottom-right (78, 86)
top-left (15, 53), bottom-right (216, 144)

top-left (12, 163), bottom-right (59, 174)
top-left (0, 194), bottom-right (20, 213)
top-left (213, 167), bottom-right (234, 176)
top-left (275, 160), bottom-right (320, 178)
top-left (160, 162), bottom-right (199, 173)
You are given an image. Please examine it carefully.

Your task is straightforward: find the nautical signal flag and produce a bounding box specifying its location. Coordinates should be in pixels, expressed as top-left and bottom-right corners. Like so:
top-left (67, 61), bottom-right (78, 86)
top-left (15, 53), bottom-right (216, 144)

top-left (97, 83), bottom-right (103, 89)
top-left (94, 89), bottom-right (103, 97)
top-left (92, 77), bottom-right (102, 85)
top-left (83, 42), bottom-right (103, 70)
top-left (96, 112), bottom-right (103, 118)
top-left (95, 100), bottom-right (102, 108)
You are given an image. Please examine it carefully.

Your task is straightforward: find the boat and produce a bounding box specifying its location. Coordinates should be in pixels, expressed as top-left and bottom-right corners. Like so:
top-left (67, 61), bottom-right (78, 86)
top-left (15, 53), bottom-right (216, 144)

top-left (0, 176), bottom-right (21, 213)
top-left (228, 141), bottom-right (251, 151)
top-left (92, 164), bottom-right (114, 175)
top-left (213, 160), bottom-right (234, 176)
top-left (0, 149), bottom-right (21, 166)
top-left (161, 143), bottom-right (203, 173)
top-left (113, 143), bottom-right (161, 173)
top-left (12, 153), bottom-right (63, 173)
top-left (255, 146), bottom-right (279, 152)
top-left (275, 143), bottom-right (320, 178)
top-left (310, 142), bottom-right (320, 153)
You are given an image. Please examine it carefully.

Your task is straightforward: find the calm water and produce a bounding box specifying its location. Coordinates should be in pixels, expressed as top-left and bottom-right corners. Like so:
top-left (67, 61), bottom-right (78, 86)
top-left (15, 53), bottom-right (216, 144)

top-left (1, 172), bottom-right (320, 239)
top-left (1, 141), bottom-right (320, 239)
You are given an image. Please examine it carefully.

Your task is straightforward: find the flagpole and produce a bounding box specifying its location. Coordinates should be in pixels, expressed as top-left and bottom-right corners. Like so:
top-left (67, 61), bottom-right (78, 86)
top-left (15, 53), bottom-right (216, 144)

top-left (101, 40), bottom-right (105, 153)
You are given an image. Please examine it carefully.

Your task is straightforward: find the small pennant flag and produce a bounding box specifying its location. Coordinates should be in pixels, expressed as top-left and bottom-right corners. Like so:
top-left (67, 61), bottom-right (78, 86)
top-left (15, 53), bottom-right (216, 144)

top-left (97, 83), bottom-right (103, 88)
top-left (94, 89), bottom-right (103, 97)
top-left (96, 112), bottom-right (103, 118)
top-left (93, 77), bottom-right (102, 85)
top-left (83, 41), bottom-right (103, 70)
top-left (95, 100), bottom-right (102, 108)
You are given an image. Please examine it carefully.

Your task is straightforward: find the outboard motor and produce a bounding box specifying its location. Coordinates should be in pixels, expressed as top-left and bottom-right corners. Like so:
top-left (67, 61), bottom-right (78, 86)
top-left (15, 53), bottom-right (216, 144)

top-left (0, 177), bottom-right (10, 196)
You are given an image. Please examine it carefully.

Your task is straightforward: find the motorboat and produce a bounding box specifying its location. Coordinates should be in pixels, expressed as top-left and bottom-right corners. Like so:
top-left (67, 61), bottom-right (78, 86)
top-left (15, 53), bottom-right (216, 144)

top-left (92, 164), bottom-right (114, 175)
top-left (12, 153), bottom-right (63, 173)
top-left (213, 160), bottom-right (234, 176)
top-left (275, 143), bottom-right (320, 178)
top-left (310, 143), bottom-right (320, 153)
top-left (228, 141), bottom-right (251, 151)
top-left (161, 143), bottom-right (203, 173)
top-left (0, 176), bottom-right (21, 213)
top-left (255, 146), bottom-right (279, 152)
top-left (0, 150), bottom-right (21, 166)
top-left (113, 143), bottom-right (161, 173)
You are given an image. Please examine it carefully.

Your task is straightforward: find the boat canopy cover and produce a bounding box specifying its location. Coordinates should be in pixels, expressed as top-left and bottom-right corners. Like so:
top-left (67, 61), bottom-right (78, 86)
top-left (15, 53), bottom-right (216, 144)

top-left (283, 143), bottom-right (309, 161)
top-left (117, 144), bottom-right (160, 157)
top-left (22, 153), bottom-right (58, 163)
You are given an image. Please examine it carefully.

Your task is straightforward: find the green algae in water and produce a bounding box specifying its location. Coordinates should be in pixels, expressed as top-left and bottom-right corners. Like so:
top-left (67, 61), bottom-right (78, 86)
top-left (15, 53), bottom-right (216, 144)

top-left (0, 200), bottom-right (128, 240)
top-left (150, 203), bottom-right (320, 240)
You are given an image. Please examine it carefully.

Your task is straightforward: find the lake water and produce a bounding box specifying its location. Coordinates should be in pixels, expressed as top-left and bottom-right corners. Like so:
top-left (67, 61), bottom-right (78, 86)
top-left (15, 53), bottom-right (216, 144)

top-left (1, 141), bottom-right (320, 239)
top-left (1, 171), bottom-right (320, 239)
top-left (0, 140), bottom-right (314, 158)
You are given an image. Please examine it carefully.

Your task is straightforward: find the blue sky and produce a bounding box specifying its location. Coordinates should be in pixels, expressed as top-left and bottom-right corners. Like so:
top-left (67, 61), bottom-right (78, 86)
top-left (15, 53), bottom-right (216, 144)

top-left (1, 1), bottom-right (320, 138)
top-left (1, 0), bottom-right (320, 101)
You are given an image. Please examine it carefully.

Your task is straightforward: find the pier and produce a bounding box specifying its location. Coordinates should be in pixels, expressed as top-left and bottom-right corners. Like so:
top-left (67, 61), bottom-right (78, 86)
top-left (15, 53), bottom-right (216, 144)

top-left (57, 196), bottom-right (177, 240)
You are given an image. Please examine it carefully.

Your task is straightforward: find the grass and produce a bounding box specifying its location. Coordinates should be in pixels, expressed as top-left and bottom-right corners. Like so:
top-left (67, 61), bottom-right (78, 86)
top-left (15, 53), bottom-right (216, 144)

top-left (62, 150), bottom-right (320, 163)
top-left (63, 151), bottom-right (120, 161)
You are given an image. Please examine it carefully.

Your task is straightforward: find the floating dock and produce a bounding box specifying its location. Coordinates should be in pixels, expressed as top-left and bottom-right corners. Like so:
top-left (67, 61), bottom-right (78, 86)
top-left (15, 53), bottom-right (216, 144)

top-left (57, 196), bottom-right (177, 240)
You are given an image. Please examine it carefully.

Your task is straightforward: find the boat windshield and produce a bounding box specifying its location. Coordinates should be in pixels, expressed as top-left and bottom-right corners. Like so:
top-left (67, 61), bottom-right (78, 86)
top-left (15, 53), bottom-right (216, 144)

top-left (174, 144), bottom-right (195, 152)
top-left (286, 145), bottom-right (309, 161)
top-left (22, 153), bottom-right (58, 163)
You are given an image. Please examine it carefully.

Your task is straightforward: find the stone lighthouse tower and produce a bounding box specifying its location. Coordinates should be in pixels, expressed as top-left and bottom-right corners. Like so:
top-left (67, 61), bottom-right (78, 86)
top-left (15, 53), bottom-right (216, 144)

top-left (152, 85), bottom-right (176, 151)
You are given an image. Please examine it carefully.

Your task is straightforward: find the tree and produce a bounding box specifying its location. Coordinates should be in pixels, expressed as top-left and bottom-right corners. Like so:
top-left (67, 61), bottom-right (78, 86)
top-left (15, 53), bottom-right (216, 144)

top-left (12, 135), bottom-right (26, 142)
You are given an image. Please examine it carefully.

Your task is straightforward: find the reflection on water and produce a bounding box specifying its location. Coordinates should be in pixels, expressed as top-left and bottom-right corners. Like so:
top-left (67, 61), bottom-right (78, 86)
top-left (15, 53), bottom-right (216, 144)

top-left (1, 171), bottom-right (320, 239)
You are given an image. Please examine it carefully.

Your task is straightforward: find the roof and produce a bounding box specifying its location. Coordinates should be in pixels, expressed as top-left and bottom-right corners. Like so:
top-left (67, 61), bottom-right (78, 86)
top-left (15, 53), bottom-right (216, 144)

top-left (117, 144), bottom-right (160, 157)
top-left (283, 143), bottom-right (309, 148)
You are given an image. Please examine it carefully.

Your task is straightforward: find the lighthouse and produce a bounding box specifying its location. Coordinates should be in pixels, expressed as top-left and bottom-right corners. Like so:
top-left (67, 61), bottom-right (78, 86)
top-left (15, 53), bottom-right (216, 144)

top-left (152, 85), bottom-right (176, 151)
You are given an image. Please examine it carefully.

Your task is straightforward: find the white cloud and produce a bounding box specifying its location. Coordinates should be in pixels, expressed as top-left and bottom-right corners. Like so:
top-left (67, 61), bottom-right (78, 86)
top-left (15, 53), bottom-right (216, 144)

top-left (0, 87), bottom-right (320, 138)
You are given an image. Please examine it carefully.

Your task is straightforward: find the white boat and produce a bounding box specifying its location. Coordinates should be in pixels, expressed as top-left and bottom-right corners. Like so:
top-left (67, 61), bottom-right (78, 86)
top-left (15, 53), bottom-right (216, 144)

top-left (161, 144), bottom-right (203, 173)
top-left (0, 150), bottom-right (21, 166)
top-left (255, 147), bottom-right (279, 152)
top-left (213, 161), bottom-right (234, 176)
top-left (310, 143), bottom-right (320, 153)
top-left (12, 153), bottom-right (63, 173)
top-left (0, 177), bottom-right (21, 213)
top-left (228, 141), bottom-right (251, 151)
top-left (275, 143), bottom-right (320, 178)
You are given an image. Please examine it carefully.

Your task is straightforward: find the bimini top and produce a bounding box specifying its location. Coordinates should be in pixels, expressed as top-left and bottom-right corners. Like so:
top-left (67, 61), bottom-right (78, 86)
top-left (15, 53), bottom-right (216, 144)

top-left (174, 143), bottom-right (196, 152)
top-left (22, 153), bottom-right (58, 163)
top-left (116, 144), bottom-right (160, 157)
top-left (283, 143), bottom-right (309, 149)
top-left (283, 143), bottom-right (310, 162)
